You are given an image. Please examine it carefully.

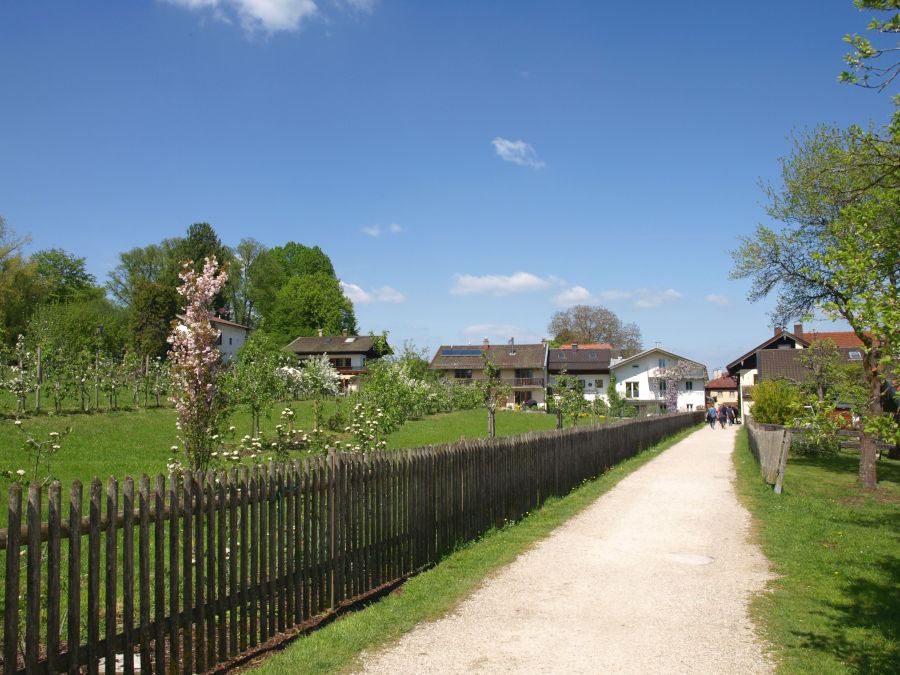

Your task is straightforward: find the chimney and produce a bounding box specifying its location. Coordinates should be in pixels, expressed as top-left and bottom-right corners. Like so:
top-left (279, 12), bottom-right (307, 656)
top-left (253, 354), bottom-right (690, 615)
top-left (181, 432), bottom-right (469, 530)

top-left (483, 337), bottom-right (489, 348)
top-left (713, 368), bottom-right (722, 380)
top-left (775, 326), bottom-right (781, 337)
top-left (318, 328), bottom-right (323, 337)
top-left (342, 330), bottom-right (348, 337)
top-left (793, 323), bottom-right (803, 337)
top-left (509, 337), bottom-right (516, 355)
top-left (572, 343), bottom-right (578, 351)
top-left (541, 338), bottom-right (547, 346)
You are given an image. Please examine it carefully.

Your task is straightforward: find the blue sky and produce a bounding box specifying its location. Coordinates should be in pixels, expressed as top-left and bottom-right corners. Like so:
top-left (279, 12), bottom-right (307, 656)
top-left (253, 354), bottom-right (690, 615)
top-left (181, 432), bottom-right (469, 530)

top-left (1, 1), bottom-right (894, 374)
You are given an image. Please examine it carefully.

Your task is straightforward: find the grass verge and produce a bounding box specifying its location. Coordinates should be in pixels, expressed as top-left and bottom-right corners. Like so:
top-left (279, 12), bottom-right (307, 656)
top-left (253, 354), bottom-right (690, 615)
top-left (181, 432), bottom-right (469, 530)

top-left (733, 427), bottom-right (900, 673)
top-left (249, 424), bottom-right (703, 674)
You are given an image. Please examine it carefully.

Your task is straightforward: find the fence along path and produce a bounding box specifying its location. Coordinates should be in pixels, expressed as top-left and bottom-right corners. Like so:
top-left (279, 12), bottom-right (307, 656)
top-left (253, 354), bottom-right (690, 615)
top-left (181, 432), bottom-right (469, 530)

top-left (0, 412), bottom-right (702, 673)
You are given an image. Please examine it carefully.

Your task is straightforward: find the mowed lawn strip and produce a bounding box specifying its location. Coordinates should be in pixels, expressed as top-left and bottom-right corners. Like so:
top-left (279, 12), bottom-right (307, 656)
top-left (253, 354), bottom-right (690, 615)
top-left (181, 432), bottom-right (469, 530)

top-left (249, 424), bottom-right (702, 675)
top-left (733, 428), bottom-right (900, 674)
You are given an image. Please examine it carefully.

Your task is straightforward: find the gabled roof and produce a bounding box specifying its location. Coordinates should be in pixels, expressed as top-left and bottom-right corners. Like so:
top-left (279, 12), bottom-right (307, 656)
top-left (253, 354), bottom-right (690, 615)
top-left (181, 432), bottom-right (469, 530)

top-left (548, 346), bottom-right (611, 373)
top-left (209, 315), bottom-right (252, 331)
top-left (557, 343), bottom-right (612, 350)
top-left (726, 328), bottom-right (810, 374)
top-left (284, 335), bottom-right (385, 356)
top-left (758, 347), bottom-right (864, 383)
top-left (801, 331), bottom-right (869, 348)
top-left (429, 344), bottom-right (547, 370)
top-left (705, 374), bottom-right (739, 391)
top-left (611, 347), bottom-right (707, 378)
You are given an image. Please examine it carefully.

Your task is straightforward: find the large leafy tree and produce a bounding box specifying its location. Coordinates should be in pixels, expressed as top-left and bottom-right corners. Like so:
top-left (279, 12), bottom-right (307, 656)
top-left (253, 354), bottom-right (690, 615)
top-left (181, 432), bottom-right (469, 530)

top-left (30, 248), bottom-right (102, 304)
top-left (106, 238), bottom-right (182, 305)
top-left (228, 238), bottom-right (282, 327)
top-left (129, 281), bottom-right (179, 359)
top-left (548, 304), bottom-right (642, 357)
top-left (0, 217), bottom-right (43, 346)
top-left (731, 126), bottom-right (899, 488)
top-left (262, 273), bottom-right (357, 346)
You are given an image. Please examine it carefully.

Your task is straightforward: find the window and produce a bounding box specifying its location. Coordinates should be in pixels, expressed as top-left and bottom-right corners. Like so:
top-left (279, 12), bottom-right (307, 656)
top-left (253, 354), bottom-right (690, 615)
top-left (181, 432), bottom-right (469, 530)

top-left (625, 382), bottom-right (639, 397)
top-left (454, 369), bottom-right (472, 379)
top-left (658, 358), bottom-right (667, 368)
top-left (596, 379), bottom-right (604, 389)
top-left (330, 358), bottom-right (351, 369)
top-left (659, 381), bottom-right (667, 393)
top-left (578, 380), bottom-right (586, 388)
top-left (229, 337), bottom-right (233, 345)
top-left (685, 381), bottom-right (693, 391)
top-left (686, 404), bottom-right (693, 411)
top-left (515, 369), bottom-right (533, 379)
top-left (216, 333), bottom-right (222, 346)
top-left (848, 351), bottom-right (862, 360)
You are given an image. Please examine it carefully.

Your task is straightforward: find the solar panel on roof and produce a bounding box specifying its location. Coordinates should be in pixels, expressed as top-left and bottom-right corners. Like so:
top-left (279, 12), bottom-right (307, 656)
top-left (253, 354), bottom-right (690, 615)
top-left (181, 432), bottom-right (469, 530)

top-left (441, 349), bottom-right (483, 356)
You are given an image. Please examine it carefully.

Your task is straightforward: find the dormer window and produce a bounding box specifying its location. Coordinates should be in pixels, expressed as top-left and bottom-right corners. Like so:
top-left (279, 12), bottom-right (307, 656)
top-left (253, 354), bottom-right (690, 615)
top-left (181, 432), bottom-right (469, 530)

top-left (848, 351), bottom-right (862, 360)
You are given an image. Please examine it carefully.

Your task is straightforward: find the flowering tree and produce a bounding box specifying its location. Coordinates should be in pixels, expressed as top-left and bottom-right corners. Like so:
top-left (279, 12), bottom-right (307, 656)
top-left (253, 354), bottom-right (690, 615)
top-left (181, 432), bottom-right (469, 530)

top-left (167, 256), bottom-right (228, 472)
top-left (294, 353), bottom-right (342, 428)
top-left (478, 356), bottom-right (511, 438)
top-left (650, 359), bottom-right (704, 413)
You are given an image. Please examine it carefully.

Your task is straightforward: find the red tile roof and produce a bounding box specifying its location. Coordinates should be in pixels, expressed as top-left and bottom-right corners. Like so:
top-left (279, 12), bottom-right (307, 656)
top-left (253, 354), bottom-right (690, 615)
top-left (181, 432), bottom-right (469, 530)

top-left (801, 331), bottom-right (868, 348)
top-left (705, 374), bottom-right (738, 391)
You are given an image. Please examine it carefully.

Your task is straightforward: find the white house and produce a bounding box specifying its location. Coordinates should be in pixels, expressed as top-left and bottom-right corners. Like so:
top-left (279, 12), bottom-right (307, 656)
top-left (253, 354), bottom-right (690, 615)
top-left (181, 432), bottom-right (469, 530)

top-left (211, 316), bottom-right (252, 362)
top-left (609, 347), bottom-right (707, 414)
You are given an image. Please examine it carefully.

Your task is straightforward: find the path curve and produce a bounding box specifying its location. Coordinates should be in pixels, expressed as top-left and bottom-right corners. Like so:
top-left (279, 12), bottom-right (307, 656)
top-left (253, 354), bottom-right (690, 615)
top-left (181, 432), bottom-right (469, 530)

top-left (355, 425), bottom-right (774, 674)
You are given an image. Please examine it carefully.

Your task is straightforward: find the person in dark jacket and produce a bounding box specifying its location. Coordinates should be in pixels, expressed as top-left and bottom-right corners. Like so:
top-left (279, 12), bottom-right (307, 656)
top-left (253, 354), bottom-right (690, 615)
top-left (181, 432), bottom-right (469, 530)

top-left (718, 404), bottom-right (727, 428)
top-left (727, 406), bottom-right (736, 426)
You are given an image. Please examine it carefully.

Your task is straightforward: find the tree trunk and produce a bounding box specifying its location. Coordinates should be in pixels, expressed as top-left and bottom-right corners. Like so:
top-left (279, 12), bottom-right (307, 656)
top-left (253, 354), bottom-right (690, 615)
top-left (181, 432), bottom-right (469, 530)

top-left (859, 356), bottom-right (882, 489)
top-left (488, 407), bottom-right (495, 438)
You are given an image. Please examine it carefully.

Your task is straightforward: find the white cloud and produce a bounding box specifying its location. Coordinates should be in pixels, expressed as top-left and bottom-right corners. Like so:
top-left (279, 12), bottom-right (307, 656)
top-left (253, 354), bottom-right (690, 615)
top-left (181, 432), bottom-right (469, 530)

top-left (362, 224), bottom-right (382, 237)
top-left (491, 137), bottom-right (545, 169)
top-left (450, 272), bottom-right (551, 296)
top-left (362, 222), bottom-right (402, 237)
top-left (340, 281), bottom-right (406, 304)
top-left (341, 281), bottom-right (372, 303)
top-left (164, 0), bottom-right (319, 33)
top-left (373, 286), bottom-right (406, 303)
top-left (555, 285), bottom-right (595, 305)
top-left (594, 287), bottom-right (685, 309)
top-left (706, 294), bottom-right (730, 307)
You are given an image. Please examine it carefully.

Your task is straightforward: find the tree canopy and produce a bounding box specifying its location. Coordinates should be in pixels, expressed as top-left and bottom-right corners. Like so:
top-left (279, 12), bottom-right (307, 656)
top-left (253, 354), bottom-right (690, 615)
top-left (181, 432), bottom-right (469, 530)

top-left (548, 304), bottom-right (642, 356)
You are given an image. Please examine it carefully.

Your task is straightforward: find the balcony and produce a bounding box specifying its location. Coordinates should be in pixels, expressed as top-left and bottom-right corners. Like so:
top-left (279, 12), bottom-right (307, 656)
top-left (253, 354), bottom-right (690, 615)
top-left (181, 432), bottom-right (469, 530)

top-left (449, 377), bottom-right (545, 388)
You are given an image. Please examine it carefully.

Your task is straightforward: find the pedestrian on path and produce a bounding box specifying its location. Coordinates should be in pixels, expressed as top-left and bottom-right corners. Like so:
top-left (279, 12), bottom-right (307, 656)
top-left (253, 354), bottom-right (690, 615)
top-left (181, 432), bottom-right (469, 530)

top-left (727, 406), bottom-right (736, 426)
top-left (718, 404), bottom-right (727, 429)
top-left (706, 404), bottom-right (717, 429)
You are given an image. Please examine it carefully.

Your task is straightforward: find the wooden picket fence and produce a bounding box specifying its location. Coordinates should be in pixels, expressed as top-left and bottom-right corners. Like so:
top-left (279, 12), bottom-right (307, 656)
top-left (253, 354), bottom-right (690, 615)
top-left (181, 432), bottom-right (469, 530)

top-left (0, 412), bottom-right (702, 673)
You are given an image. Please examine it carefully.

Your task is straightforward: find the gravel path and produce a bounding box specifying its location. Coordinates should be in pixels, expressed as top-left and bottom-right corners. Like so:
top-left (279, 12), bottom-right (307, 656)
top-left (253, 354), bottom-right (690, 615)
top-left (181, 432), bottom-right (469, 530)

top-left (355, 425), bottom-right (775, 674)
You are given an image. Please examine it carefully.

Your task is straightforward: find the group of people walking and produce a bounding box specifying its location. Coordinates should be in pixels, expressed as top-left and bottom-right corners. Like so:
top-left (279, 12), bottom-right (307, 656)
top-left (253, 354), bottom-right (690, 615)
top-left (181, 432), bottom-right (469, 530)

top-left (706, 403), bottom-right (735, 429)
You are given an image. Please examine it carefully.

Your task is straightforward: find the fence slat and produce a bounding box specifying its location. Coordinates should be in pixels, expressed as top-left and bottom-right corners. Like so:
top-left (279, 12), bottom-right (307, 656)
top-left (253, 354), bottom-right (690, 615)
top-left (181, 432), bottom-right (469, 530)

top-left (139, 475), bottom-right (152, 673)
top-left (122, 476), bottom-right (135, 675)
top-left (182, 472), bottom-right (193, 675)
top-left (47, 482), bottom-right (62, 672)
top-left (104, 477), bottom-right (118, 674)
top-left (4, 484), bottom-right (22, 674)
top-left (67, 481), bottom-right (83, 675)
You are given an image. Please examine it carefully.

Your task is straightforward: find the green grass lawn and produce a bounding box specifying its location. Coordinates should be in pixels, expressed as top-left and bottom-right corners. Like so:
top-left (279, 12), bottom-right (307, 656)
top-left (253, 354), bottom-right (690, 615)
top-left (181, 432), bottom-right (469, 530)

top-left (0, 398), bottom-right (585, 527)
top-left (733, 428), bottom-right (900, 673)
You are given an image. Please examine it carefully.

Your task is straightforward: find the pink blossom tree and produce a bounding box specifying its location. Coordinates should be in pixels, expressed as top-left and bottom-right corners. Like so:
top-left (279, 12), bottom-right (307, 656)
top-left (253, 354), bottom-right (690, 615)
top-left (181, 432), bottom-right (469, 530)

top-left (168, 256), bottom-right (228, 471)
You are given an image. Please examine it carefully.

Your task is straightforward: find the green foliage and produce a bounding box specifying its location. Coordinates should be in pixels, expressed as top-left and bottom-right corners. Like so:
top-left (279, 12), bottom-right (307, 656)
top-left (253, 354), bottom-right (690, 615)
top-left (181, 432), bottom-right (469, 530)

top-left (551, 369), bottom-right (589, 428)
top-left (106, 238), bottom-right (182, 305)
top-left (606, 375), bottom-right (626, 418)
top-left (129, 281), bottom-right (179, 358)
top-left (222, 332), bottom-right (289, 437)
top-left (262, 273), bottom-right (357, 346)
top-left (26, 297), bottom-right (128, 359)
top-left (29, 248), bottom-right (102, 304)
top-left (749, 379), bottom-right (803, 425)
